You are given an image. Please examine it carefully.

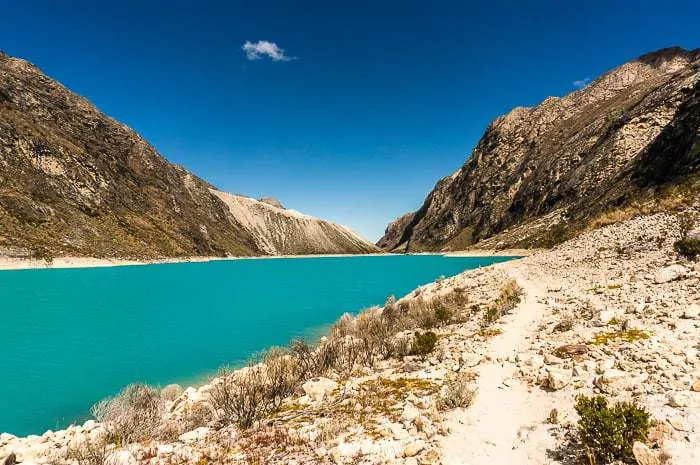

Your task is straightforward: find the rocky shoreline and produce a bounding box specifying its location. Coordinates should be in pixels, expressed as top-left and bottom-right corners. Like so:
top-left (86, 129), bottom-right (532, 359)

top-left (2, 212), bottom-right (699, 465)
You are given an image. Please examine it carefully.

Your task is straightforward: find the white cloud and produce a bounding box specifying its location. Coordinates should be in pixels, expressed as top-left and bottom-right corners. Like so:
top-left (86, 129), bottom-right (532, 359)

top-left (573, 77), bottom-right (592, 89)
top-left (242, 40), bottom-right (295, 62)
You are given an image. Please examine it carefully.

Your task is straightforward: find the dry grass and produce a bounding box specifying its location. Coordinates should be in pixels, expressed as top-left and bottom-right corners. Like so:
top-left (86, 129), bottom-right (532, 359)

top-left (91, 384), bottom-right (166, 445)
top-left (438, 372), bottom-right (477, 410)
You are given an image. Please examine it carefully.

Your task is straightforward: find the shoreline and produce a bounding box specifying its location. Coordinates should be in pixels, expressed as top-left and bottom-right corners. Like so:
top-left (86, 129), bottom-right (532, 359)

top-left (0, 250), bottom-right (528, 271)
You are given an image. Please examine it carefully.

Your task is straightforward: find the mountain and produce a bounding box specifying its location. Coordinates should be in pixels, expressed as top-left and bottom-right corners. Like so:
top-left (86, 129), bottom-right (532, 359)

top-left (378, 47), bottom-right (700, 252)
top-left (0, 52), bottom-right (377, 259)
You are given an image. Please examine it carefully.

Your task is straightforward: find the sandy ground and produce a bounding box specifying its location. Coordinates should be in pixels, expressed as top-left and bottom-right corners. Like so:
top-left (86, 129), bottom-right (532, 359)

top-left (0, 250), bottom-right (524, 271)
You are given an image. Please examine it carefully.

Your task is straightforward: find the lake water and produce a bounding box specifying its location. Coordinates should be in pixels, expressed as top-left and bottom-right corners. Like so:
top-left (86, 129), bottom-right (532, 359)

top-left (0, 254), bottom-right (513, 436)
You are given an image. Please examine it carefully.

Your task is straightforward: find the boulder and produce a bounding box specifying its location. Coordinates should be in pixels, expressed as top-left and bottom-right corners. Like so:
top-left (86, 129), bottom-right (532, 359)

top-left (654, 265), bottom-right (687, 284)
top-left (598, 309), bottom-right (616, 325)
top-left (554, 344), bottom-right (588, 358)
top-left (302, 377), bottom-right (338, 404)
top-left (545, 368), bottom-right (571, 390)
top-left (632, 442), bottom-right (660, 465)
top-left (178, 427), bottom-right (210, 443)
top-left (682, 303), bottom-right (700, 319)
top-left (403, 440), bottom-right (425, 457)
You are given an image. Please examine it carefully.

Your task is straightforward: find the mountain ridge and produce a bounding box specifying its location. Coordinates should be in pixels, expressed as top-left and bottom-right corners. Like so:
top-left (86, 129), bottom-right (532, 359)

top-left (378, 46), bottom-right (700, 251)
top-left (0, 52), bottom-right (378, 258)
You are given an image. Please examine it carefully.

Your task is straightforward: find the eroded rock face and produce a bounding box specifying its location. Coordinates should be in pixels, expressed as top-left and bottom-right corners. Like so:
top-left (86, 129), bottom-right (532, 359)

top-left (379, 47), bottom-right (700, 251)
top-left (0, 52), bottom-right (377, 258)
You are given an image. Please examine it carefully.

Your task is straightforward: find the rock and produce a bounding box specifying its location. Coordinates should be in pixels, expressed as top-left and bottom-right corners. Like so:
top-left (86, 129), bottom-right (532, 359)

top-left (632, 441), bottom-right (660, 465)
top-left (2, 453), bottom-right (16, 465)
top-left (654, 265), bottom-right (687, 284)
top-left (401, 403), bottom-right (421, 422)
top-left (302, 378), bottom-right (338, 404)
top-left (545, 368), bottom-right (571, 390)
top-left (460, 353), bottom-right (483, 368)
top-left (682, 303), bottom-right (700, 319)
top-left (178, 427), bottom-right (210, 443)
top-left (598, 309), bottom-right (617, 325)
top-left (403, 440), bottom-right (425, 457)
top-left (692, 380), bottom-right (700, 392)
top-left (666, 391), bottom-right (698, 408)
top-left (544, 353), bottom-right (564, 365)
top-left (595, 369), bottom-right (643, 394)
top-left (554, 344), bottom-right (588, 358)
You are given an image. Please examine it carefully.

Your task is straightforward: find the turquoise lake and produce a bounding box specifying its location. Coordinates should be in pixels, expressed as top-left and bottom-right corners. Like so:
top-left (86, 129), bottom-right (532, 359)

top-left (0, 254), bottom-right (514, 436)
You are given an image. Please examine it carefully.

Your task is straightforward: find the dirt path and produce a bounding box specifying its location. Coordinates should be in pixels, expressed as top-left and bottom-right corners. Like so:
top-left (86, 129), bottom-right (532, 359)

top-left (440, 270), bottom-right (562, 464)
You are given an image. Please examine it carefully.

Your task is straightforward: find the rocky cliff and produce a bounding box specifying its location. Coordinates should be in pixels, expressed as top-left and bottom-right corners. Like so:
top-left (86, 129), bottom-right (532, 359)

top-left (378, 47), bottom-right (700, 251)
top-left (0, 52), bottom-right (377, 258)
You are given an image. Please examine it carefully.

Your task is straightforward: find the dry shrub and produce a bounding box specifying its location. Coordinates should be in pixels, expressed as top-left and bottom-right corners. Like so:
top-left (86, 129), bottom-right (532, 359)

top-left (91, 384), bottom-right (165, 445)
top-left (438, 372), bottom-right (477, 410)
top-left (208, 366), bottom-right (272, 428)
top-left (160, 384), bottom-right (183, 401)
top-left (482, 279), bottom-right (522, 326)
top-left (208, 351), bottom-right (302, 429)
top-left (65, 437), bottom-right (119, 465)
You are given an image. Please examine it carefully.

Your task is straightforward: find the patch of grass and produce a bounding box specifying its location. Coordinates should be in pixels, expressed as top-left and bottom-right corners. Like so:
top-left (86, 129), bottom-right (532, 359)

top-left (593, 329), bottom-right (650, 345)
top-left (482, 279), bottom-right (522, 327)
top-left (575, 395), bottom-right (650, 464)
top-left (607, 284), bottom-right (622, 290)
top-left (478, 327), bottom-right (503, 338)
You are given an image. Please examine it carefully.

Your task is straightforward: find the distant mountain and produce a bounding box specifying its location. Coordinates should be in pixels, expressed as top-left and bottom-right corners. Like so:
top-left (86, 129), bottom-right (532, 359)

top-left (379, 47), bottom-right (700, 251)
top-left (0, 52), bottom-right (377, 259)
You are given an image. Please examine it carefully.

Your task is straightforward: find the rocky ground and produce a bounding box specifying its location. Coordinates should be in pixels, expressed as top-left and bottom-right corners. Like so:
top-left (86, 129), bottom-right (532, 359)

top-left (1, 212), bottom-right (698, 465)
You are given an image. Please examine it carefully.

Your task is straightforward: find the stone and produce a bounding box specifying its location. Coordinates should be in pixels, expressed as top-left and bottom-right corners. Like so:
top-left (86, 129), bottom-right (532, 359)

top-left (598, 309), bottom-right (616, 325)
top-left (460, 353), bottom-right (483, 368)
top-left (401, 403), bottom-right (421, 422)
top-left (2, 453), bottom-right (16, 465)
top-left (554, 344), bottom-right (588, 358)
top-left (595, 369), bottom-right (642, 394)
top-left (692, 380), bottom-right (700, 392)
top-left (666, 391), bottom-right (698, 408)
top-left (545, 368), bottom-right (571, 390)
top-left (654, 265), bottom-right (687, 284)
top-left (682, 304), bottom-right (700, 319)
top-left (632, 441), bottom-right (660, 465)
top-left (178, 427), bottom-right (210, 443)
top-left (302, 377), bottom-right (338, 404)
top-left (403, 440), bottom-right (425, 457)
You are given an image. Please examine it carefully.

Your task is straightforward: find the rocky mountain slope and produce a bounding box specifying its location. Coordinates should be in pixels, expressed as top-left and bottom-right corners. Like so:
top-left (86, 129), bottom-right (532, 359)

top-left (0, 51), bottom-right (377, 258)
top-left (379, 47), bottom-right (700, 251)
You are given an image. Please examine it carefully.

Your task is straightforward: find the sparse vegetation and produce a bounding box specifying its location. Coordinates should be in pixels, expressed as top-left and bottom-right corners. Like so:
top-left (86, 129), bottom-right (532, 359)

top-left (574, 395), bottom-right (650, 464)
top-left (438, 372), bottom-right (477, 410)
top-left (91, 383), bottom-right (166, 445)
top-left (593, 329), bottom-right (650, 345)
top-left (482, 279), bottom-right (522, 326)
top-left (674, 237), bottom-right (700, 259)
top-left (65, 437), bottom-right (117, 465)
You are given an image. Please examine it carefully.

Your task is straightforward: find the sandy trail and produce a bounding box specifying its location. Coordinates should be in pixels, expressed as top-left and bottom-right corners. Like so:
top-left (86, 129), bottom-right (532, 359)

top-left (440, 268), bottom-right (561, 464)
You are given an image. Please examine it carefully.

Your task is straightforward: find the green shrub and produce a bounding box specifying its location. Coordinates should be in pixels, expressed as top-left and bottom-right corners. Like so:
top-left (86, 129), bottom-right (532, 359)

top-left (409, 331), bottom-right (437, 358)
top-left (575, 395), bottom-right (650, 464)
top-left (674, 237), bottom-right (700, 259)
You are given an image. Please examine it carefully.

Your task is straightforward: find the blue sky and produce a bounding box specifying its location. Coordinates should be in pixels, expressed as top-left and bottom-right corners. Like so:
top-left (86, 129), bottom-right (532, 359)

top-left (2, 1), bottom-right (699, 241)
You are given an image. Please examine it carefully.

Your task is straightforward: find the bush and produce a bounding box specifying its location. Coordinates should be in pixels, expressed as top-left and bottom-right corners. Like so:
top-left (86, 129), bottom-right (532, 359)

top-left (438, 372), bottom-right (476, 410)
top-left (674, 237), bottom-right (700, 259)
top-left (208, 365), bottom-right (273, 429)
top-left (91, 383), bottom-right (165, 445)
top-left (482, 279), bottom-right (522, 326)
top-left (66, 437), bottom-right (117, 465)
top-left (409, 331), bottom-right (437, 358)
top-left (574, 395), bottom-right (650, 464)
